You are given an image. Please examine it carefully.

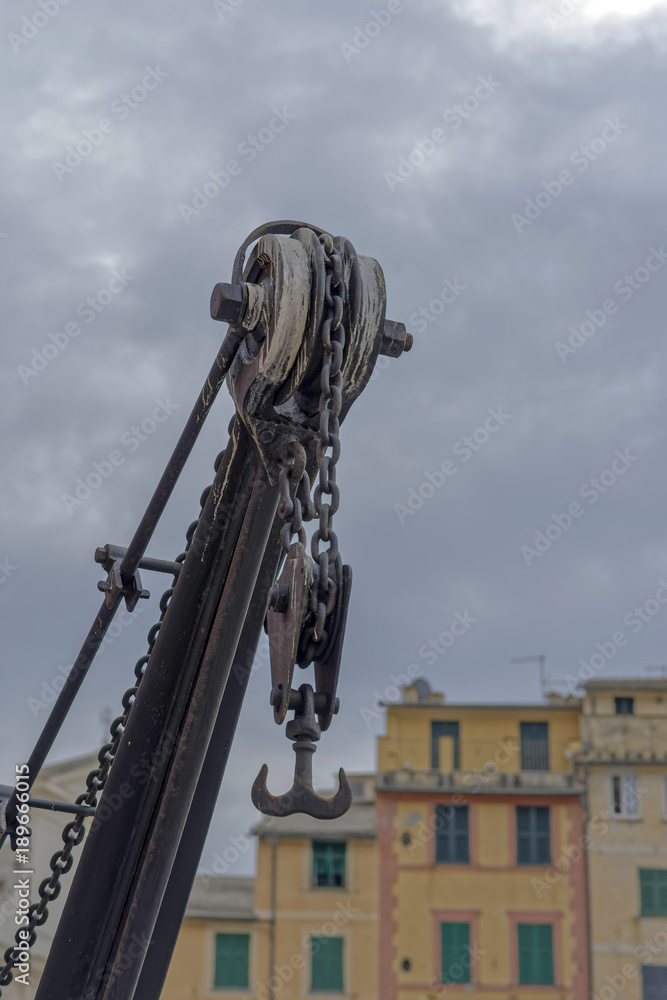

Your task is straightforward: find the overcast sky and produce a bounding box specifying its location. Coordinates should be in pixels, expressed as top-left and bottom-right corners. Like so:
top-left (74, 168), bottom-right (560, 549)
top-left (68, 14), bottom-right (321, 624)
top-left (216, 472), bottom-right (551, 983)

top-left (2, 0), bottom-right (667, 883)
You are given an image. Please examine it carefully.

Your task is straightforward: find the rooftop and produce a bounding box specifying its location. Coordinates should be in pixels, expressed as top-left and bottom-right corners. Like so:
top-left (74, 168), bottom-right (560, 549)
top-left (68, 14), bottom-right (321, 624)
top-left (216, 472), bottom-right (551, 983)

top-left (252, 800), bottom-right (376, 841)
top-left (185, 875), bottom-right (255, 921)
top-left (584, 678), bottom-right (667, 690)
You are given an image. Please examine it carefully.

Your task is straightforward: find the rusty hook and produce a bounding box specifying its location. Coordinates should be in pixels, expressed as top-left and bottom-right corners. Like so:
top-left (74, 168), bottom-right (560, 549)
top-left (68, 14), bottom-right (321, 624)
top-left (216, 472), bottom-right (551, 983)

top-left (251, 684), bottom-right (352, 819)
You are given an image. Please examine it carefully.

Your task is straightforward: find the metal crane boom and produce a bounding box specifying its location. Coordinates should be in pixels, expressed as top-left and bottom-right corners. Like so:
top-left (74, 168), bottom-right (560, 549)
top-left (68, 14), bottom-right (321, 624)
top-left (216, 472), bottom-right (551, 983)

top-left (0, 220), bottom-right (412, 1000)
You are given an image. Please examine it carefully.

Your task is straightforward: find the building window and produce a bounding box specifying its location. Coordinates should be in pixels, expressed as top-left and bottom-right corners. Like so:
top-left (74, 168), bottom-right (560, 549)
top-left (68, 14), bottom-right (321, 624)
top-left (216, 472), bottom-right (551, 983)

top-left (311, 936), bottom-right (344, 992)
top-left (519, 722), bottom-right (549, 770)
top-left (517, 924), bottom-right (554, 985)
top-left (640, 869), bottom-right (667, 916)
top-left (611, 774), bottom-right (640, 817)
top-left (432, 721), bottom-right (460, 769)
top-left (440, 922), bottom-right (471, 983)
top-left (313, 841), bottom-right (346, 888)
top-left (642, 964), bottom-right (667, 999)
top-left (615, 696), bottom-right (634, 715)
top-left (516, 806), bottom-right (550, 865)
top-left (435, 805), bottom-right (469, 863)
top-left (214, 932), bottom-right (249, 988)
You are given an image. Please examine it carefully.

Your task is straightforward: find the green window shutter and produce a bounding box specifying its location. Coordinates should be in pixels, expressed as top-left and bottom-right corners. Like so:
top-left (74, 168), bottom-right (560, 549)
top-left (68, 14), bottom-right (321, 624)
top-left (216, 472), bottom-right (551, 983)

top-left (518, 924), bottom-right (553, 985)
top-left (516, 806), bottom-right (550, 865)
top-left (640, 869), bottom-right (667, 916)
top-left (311, 936), bottom-right (344, 991)
top-left (441, 923), bottom-right (470, 983)
top-left (435, 805), bottom-right (469, 863)
top-left (313, 841), bottom-right (346, 888)
top-left (214, 933), bottom-right (249, 988)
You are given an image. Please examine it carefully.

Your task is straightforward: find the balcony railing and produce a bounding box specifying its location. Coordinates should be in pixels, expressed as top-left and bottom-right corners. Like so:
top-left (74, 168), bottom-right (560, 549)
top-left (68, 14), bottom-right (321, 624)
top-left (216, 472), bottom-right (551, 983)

top-left (440, 738), bottom-right (552, 772)
top-left (580, 715), bottom-right (667, 761)
top-left (377, 769), bottom-right (582, 793)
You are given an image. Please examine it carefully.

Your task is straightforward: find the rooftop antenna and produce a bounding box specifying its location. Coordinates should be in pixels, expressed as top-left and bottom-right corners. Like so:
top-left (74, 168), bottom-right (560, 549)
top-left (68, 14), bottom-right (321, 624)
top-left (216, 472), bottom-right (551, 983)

top-left (511, 654), bottom-right (547, 699)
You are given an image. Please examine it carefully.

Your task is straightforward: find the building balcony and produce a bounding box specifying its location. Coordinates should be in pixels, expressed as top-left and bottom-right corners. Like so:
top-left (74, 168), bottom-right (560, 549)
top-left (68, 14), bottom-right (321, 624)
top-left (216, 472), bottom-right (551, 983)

top-left (376, 768), bottom-right (583, 795)
top-left (580, 715), bottom-right (667, 762)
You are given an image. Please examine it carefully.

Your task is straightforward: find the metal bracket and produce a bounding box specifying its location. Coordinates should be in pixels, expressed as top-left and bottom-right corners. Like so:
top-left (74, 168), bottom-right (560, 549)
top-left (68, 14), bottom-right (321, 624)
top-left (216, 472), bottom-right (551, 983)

top-left (94, 544), bottom-right (159, 612)
top-left (266, 542), bottom-right (314, 724)
top-left (313, 562), bottom-right (352, 732)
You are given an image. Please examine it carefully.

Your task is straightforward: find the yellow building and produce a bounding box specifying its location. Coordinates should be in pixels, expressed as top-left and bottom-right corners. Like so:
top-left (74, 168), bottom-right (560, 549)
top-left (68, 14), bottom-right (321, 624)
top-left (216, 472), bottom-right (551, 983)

top-left (579, 679), bottom-right (667, 1000)
top-left (163, 775), bottom-right (378, 998)
top-left (376, 682), bottom-right (588, 999)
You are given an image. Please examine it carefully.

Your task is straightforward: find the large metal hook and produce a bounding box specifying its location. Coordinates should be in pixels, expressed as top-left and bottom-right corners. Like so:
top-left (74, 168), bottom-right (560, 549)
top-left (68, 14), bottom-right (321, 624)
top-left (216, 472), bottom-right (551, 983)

top-left (251, 685), bottom-right (352, 819)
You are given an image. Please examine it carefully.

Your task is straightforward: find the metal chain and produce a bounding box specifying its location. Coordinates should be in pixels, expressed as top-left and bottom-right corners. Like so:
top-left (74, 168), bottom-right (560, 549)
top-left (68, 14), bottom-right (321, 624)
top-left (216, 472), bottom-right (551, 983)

top-left (278, 441), bottom-right (315, 553)
top-left (276, 231), bottom-right (346, 665)
top-left (0, 449), bottom-right (227, 994)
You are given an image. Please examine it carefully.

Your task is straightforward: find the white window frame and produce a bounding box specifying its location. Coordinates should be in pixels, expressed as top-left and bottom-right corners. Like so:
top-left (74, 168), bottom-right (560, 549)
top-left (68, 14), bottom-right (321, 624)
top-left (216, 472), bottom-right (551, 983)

top-left (610, 772), bottom-right (640, 819)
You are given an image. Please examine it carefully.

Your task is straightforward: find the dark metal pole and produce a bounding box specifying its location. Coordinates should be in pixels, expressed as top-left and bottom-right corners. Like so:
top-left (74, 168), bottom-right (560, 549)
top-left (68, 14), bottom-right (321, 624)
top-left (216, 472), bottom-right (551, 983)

top-left (24, 598), bottom-right (123, 790)
top-left (102, 464), bottom-right (280, 999)
top-left (133, 516), bottom-right (284, 1000)
top-left (36, 421), bottom-right (258, 1000)
top-left (118, 333), bottom-right (243, 582)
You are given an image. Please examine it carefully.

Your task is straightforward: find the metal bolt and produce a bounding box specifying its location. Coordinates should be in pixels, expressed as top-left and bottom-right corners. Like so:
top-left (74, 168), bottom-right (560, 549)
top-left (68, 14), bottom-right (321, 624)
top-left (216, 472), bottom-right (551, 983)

top-left (94, 547), bottom-right (109, 564)
top-left (268, 583), bottom-right (290, 613)
top-left (210, 282), bottom-right (246, 324)
top-left (270, 687), bottom-right (282, 707)
top-left (379, 319), bottom-right (413, 358)
top-left (259, 428), bottom-right (275, 444)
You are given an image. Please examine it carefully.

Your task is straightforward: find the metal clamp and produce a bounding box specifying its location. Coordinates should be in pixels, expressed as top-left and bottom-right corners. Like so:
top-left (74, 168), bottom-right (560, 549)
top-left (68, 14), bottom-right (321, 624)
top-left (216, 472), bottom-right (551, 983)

top-left (94, 545), bottom-right (151, 612)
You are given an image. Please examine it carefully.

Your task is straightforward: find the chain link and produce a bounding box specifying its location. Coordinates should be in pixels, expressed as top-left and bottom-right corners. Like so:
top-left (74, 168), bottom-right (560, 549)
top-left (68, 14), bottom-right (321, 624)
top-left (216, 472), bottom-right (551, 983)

top-left (0, 449), bottom-right (228, 994)
top-left (275, 231), bottom-right (347, 666)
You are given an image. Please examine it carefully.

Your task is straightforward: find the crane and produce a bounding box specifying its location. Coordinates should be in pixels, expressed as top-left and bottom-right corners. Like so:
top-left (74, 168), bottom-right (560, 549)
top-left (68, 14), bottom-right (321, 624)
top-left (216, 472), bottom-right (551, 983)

top-left (0, 220), bottom-right (412, 999)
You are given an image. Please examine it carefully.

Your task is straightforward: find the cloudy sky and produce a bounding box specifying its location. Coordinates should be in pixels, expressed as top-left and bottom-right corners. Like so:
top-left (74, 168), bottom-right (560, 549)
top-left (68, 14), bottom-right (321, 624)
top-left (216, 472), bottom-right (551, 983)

top-left (2, 0), bottom-right (667, 884)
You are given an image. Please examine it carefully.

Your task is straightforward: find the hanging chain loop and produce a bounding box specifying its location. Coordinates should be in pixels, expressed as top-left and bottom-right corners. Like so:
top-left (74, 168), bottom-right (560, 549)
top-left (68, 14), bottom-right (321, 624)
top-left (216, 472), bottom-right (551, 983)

top-left (275, 231), bottom-right (348, 666)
